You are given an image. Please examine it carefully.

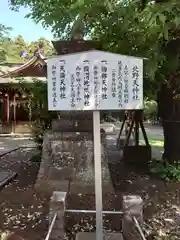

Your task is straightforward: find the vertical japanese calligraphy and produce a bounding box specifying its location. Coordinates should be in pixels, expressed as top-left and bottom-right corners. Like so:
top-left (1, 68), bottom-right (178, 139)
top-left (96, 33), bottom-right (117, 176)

top-left (70, 74), bottom-right (76, 108)
top-left (132, 65), bottom-right (140, 100)
top-left (51, 64), bottom-right (57, 107)
top-left (124, 64), bottom-right (129, 103)
top-left (47, 51), bottom-right (143, 111)
top-left (76, 66), bottom-right (81, 102)
top-left (117, 61), bottom-right (123, 107)
top-left (83, 60), bottom-right (90, 106)
top-left (111, 69), bottom-right (116, 98)
top-left (101, 60), bottom-right (108, 100)
top-left (94, 65), bottom-right (100, 108)
top-left (59, 60), bottom-right (66, 99)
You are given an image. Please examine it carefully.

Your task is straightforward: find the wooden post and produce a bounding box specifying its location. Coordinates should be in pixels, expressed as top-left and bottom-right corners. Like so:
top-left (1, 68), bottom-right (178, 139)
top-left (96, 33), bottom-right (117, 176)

top-left (28, 97), bottom-right (32, 122)
top-left (6, 93), bottom-right (9, 122)
top-left (116, 113), bottom-right (127, 149)
top-left (124, 119), bottom-right (135, 147)
top-left (134, 112), bottom-right (139, 146)
top-left (13, 93), bottom-right (16, 122)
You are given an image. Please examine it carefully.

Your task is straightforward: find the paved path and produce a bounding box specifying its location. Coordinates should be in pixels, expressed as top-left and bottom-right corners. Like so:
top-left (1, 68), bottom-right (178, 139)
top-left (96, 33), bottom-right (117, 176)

top-left (0, 137), bottom-right (36, 188)
top-left (115, 123), bottom-right (163, 140)
top-left (0, 137), bottom-right (35, 155)
top-left (0, 123), bottom-right (163, 157)
top-left (107, 123), bottom-right (164, 160)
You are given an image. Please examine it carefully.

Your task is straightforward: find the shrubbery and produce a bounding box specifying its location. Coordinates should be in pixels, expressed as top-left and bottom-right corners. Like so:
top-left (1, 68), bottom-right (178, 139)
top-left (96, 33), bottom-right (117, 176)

top-left (144, 98), bottom-right (158, 121)
top-left (19, 79), bottom-right (58, 149)
top-left (150, 160), bottom-right (180, 181)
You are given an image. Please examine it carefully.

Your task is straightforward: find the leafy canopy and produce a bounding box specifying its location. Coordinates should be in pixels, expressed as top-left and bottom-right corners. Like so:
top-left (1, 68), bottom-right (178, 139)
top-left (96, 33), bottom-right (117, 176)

top-left (8, 0), bottom-right (180, 95)
top-left (0, 25), bottom-right (54, 63)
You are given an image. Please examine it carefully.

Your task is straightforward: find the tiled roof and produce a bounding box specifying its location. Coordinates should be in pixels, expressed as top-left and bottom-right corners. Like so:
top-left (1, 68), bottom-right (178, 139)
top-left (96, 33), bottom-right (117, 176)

top-left (0, 53), bottom-right (47, 83)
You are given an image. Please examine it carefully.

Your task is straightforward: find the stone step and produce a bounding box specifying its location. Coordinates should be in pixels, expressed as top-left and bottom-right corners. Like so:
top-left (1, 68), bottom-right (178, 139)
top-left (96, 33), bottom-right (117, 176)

top-left (0, 169), bottom-right (17, 188)
top-left (76, 232), bottom-right (124, 240)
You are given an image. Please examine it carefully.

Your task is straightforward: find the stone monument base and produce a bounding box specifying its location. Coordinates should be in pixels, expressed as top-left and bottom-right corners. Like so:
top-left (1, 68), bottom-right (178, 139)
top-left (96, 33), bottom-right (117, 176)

top-left (35, 128), bottom-right (112, 195)
top-left (70, 180), bottom-right (114, 194)
top-left (76, 232), bottom-right (123, 240)
top-left (35, 179), bottom-right (70, 196)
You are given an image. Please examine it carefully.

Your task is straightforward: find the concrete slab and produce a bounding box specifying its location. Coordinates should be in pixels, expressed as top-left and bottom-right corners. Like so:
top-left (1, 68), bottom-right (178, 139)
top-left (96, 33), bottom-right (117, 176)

top-left (76, 232), bottom-right (124, 240)
top-left (48, 167), bottom-right (76, 181)
top-left (100, 123), bottom-right (116, 134)
top-left (0, 169), bottom-right (17, 188)
top-left (70, 180), bottom-right (114, 194)
top-left (35, 179), bottom-right (70, 196)
top-left (0, 137), bottom-right (35, 155)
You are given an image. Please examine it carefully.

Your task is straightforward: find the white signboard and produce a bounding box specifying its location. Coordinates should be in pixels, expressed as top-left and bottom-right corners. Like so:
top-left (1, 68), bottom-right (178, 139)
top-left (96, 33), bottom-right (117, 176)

top-left (47, 50), bottom-right (143, 111)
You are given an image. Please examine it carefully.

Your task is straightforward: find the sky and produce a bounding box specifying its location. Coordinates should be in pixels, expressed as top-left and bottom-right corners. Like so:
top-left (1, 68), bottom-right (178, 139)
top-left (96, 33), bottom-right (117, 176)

top-left (0, 1), bottom-right (53, 42)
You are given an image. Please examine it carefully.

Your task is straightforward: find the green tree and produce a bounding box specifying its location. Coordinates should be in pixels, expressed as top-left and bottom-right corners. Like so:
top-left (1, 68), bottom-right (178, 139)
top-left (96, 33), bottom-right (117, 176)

top-left (28, 37), bottom-right (54, 57)
top-left (13, 35), bottom-right (27, 54)
top-left (8, 0), bottom-right (180, 163)
top-left (18, 79), bottom-right (58, 148)
top-left (0, 24), bottom-right (13, 62)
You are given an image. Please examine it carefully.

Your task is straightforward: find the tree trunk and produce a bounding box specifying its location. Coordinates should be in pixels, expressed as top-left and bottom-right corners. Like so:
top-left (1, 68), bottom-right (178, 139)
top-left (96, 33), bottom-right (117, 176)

top-left (158, 83), bottom-right (180, 164)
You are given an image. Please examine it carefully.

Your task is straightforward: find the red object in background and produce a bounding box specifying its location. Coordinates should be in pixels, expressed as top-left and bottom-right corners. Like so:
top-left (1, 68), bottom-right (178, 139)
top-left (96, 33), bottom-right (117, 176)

top-left (14, 94), bottom-right (16, 122)
top-left (6, 94), bottom-right (9, 122)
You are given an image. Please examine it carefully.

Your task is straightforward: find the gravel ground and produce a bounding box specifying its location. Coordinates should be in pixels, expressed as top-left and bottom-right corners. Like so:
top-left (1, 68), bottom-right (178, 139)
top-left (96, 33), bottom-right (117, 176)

top-left (0, 148), bottom-right (49, 240)
top-left (0, 139), bottom-right (179, 240)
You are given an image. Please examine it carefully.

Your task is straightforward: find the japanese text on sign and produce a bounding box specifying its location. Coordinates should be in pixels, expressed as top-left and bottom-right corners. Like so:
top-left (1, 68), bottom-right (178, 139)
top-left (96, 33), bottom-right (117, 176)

top-left (83, 60), bottom-right (91, 107)
top-left (101, 60), bottom-right (108, 100)
top-left (76, 66), bottom-right (82, 102)
top-left (51, 64), bottom-right (57, 108)
top-left (94, 65), bottom-right (100, 108)
top-left (117, 61), bottom-right (123, 107)
top-left (47, 50), bottom-right (143, 110)
top-left (59, 60), bottom-right (66, 99)
top-left (132, 65), bottom-right (140, 100)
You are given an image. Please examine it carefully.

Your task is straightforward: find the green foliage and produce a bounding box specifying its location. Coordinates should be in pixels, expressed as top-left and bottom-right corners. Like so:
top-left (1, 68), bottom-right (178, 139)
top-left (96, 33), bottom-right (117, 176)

top-left (18, 79), bottom-right (58, 148)
top-left (0, 24), bottom-right (12, 38)
top-left (8, 0), bottom-right (180, 94)
top-left (0, 23), bottom-right (54, 64)
top-left (0, 24), bottom-right (12, 62)
top-left (28, 37), bottom-right (55, 57)
top-left (150, 160), bottom-right (180, 181)
top-left (8, 0), bottom-right (180, 83)
top-left (144, 99), bottom-right (158, 120)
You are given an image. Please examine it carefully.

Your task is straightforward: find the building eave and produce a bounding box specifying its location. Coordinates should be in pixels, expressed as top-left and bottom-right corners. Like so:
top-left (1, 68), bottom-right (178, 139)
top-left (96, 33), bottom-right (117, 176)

top-left (0, 54), bottom-right (47, 78)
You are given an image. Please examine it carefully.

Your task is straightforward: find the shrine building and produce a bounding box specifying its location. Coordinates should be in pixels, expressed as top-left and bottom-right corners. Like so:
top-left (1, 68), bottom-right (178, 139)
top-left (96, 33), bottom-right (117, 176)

top-left (0, 40), bottom-right (101, 134)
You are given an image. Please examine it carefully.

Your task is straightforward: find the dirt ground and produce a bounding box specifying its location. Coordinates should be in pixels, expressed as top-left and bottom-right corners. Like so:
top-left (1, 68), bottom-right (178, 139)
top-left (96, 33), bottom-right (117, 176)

top-left (0, 147), bottom-right (180, 240)
top-left (0, 149), bottom-right (49, 240)
top-left (66, 161), bottom-right (180, 240)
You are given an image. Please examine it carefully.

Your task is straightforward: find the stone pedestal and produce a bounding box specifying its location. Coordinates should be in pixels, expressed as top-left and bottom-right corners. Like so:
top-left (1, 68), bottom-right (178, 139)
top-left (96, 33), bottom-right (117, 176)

top-left (35, 131), bottom-right (76, 195)
top-left (49, 191), bottom-right (67, 240)
top-left (76, 232), bottom-right (123, 240)
top-left (36, 128), bottom-right (113, 195)
top-left (122, 195), bottom-right (143, 240)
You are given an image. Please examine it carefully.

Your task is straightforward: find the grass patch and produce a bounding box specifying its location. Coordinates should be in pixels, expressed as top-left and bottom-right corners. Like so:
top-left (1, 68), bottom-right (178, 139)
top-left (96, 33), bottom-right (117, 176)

top-left (149, 139), bottom-right (164, 147)
top-left (140, 139), bottom-right (164, 147)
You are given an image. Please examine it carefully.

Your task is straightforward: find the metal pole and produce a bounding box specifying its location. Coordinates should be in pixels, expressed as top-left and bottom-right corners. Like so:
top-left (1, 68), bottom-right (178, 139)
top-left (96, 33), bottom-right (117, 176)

top-left (132, 216), bottom-right (147, 240)
top-left (45, 213), bottom-right (57, 240)
top-left (93, 110), bottom-right (103, 240)
top-left (65, 209), bottom-right (123, 214)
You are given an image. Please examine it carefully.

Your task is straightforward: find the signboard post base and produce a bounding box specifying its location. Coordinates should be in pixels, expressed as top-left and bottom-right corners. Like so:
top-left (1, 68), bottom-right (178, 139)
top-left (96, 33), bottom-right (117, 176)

top-left (93, 110), bottom-right (103, 240)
